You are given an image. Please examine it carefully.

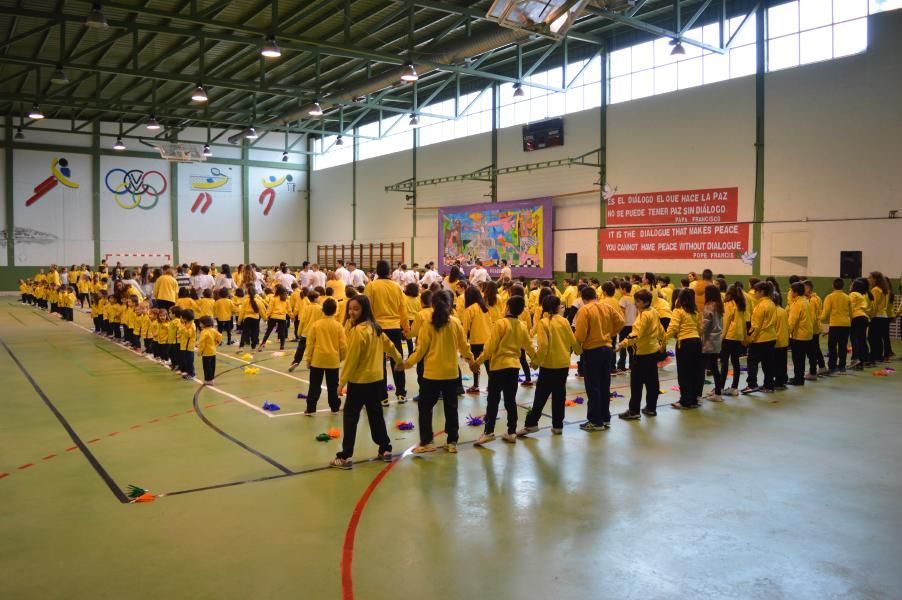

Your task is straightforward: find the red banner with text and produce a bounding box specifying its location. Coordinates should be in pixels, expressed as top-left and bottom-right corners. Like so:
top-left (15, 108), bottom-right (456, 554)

top-left (606, 187), bottom-right (738, 225)
top-left (600, 223), bottom-right (750, 260)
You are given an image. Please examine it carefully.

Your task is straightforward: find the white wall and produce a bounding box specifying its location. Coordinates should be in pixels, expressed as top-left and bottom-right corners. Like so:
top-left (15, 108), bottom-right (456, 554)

top-left (248, 167), bottom-right (307, 265)
top-left (762, 10), bottom-right (902, 277)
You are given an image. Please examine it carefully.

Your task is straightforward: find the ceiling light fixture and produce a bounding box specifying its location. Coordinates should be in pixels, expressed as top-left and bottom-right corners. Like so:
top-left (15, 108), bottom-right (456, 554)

top-left (113, 136), bottom-right (126, 150)
top-left (261, 36), bottom-right (281, 58)
top-left (281, 151), bottom-right (289, 162)
top-left (513, 82), bottom-right (524, 97)
top-left (191, 84), bottom-right (208, 102)
top-left (50, 65), bottom-right (69, 85)
top-left (14, 128), bottom-right (25, 140)
top-left (335, 136), bottom-right (344, 146)
top-left (308, 100), bottom-right (323, 116)
top-left (203, 143), bottom-right (212, 157)
top-left (245, 127), bottom-right (258, 140)
top-left (400, 63), bottom-right (418, 82)
top-left (670, 40), bottom-right (686, 56)
top-left (145, 114), bottom-right (161, 130)
top-left (28, 104), bottom-right (45, 119)
top-left (409, 113), bottom-right (419, 127)
top-left (85, 2), bottom-right (108, 29)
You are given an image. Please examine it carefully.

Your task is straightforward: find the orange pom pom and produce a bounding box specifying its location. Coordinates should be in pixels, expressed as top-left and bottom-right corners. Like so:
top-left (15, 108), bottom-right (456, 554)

top-left (328, 428), bottom-right (341, 439)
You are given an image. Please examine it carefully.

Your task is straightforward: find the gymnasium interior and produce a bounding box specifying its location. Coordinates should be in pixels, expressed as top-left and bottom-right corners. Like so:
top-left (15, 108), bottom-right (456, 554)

top-left (1, 1), bottom-right (901, 598)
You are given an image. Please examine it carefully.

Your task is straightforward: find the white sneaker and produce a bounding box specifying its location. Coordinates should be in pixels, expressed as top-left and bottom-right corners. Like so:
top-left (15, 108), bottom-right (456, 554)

top-left (708, 394), bottom-right (724, 402)
top-left (726, 388), bottom-right (739, 396)
top-left (474, 433), bottom-right (495, 446)
top-left (551, 428), bottom-right (563, 435)
top-left (516, 426), bottom-right (539, 437)
top-left (501, 433), bottom-right (517, 444)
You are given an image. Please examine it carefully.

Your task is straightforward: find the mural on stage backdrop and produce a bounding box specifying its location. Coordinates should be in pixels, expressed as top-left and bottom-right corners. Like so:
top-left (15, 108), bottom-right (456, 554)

top-left (12, 152), bottom-right (93, 265)
top-left (600, 187), bottom-right (752, 261)
top-left (438, 198), bottom-right (553, 278)
top-left (99, 156), bottom-right (171, 246)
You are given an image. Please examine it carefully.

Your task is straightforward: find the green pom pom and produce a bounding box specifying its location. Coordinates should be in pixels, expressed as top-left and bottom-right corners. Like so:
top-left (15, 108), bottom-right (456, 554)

top-left (127, 484), bottom-right (147, 498)
top-left (315, 433), bottom-right (331, 442)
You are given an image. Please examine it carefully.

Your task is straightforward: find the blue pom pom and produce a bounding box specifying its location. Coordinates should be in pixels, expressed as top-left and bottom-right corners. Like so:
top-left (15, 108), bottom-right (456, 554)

top-left (263, 402), bottom-right (281, 411)
top-left (573, 395), bottom-right (585, 404)
top-left (466, 414), bottom-right (484, 426)
top-left (297, 392), bottom-right (307, 399)
top-left (666, 350), bottom-right (675, 357)
top-left (609, 391), bottom-right (623, 398)
top-left (386, 384), bottom-right (395, 392)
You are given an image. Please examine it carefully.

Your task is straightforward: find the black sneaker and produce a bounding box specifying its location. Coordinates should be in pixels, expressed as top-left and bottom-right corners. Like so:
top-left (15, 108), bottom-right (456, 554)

top-left (787, 380), bottom-right (804, 386)
top-left (641, 408), bottom-right (657, 417)
top-left (618, 410), bottom-right (640, 421)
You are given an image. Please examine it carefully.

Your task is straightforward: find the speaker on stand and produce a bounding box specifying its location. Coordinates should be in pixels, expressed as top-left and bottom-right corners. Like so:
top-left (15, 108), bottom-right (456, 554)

top-left (839, 251), bottom-right (862, 279)
top-left (565, 253), bottom-right (578, 278)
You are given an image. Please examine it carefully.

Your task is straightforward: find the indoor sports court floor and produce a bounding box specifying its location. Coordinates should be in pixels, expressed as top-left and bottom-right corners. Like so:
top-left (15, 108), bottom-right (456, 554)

top-left (2, 297), bottom-right (901, 599)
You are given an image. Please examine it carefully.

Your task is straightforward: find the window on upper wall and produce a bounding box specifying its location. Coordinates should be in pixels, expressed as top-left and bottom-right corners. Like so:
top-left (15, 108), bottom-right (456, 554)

top-left (870, 0), bottom-right (902, 12)
top-left (607, 14), bottom-right (758, 105)
top-left (313, 134), bottom-right (354, 171)
top-left (767, 0), bottom-right (869, 71)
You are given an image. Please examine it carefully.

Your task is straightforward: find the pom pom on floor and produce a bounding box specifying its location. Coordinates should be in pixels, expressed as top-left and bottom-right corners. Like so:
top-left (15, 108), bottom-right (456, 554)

top-left (671, 385), bottom-right (681, 391)
top-left (466, 414), bottom-right (484, 427)
top-left (297, 392), bottom-right (307, 399)
top-left (272, 351), bottom-right (285, 357)
top-left (609, 391), bottom-right (623, 399)
top-left (241, 353), bottom-right (254, 360)
top-left (243, 366), bottom-right (259, 375)
top-left (263, 401), bottom-right (281, 411)
top-left (565, 400), bottom-right (577, 407)
top-left (395, 420), bottom-right (414, 430)
top-left (315, 433), bottom-right (331, 442)
top-left (386, 384), bottom-right (395, 392)
top-left (328, 428), bottom-right (341, 439)
top-left (573, 395), bottom-right (585, 404)
top-left (127, 484), bottom-right (155, 503)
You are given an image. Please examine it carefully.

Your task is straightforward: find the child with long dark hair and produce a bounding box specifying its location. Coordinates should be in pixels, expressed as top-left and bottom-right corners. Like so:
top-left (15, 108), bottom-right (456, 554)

top-left (474, 296), bottom-right (536, 446)
top-left (507, 285), bottom-right (534, 387)
top-left (787, 281), bottom-right (814, 386)
top-left (849, 277), bottom-right (871, 369)
top-left (518, 295), bottom-right (581, 434)
top-left (400, 290), bottom-right (473, 454)
top-left (742, 281), bottom-right (777, 394)
top-left (238, 287), bottom-right (262, 351)
top-left (700, 284), bottom-right (724, 401)
top-left (719, 283), bottom-right (747, 396)
top-left (615, 289), bottom-right (663, 420)
top-left (803, 280), bottom-right (828, 377)
top-left (868, 271), bottom-right (891, 363)
top-left (665, 288), bottom-right (702, 409)
top-left (773, 292), bottom-right (790, 390)
top-left (461, 285), bottom-right (491, 393)
top-left (330, 295), bottom-right (402, 470)
top-left (258, 285), bottom-right (291, 350)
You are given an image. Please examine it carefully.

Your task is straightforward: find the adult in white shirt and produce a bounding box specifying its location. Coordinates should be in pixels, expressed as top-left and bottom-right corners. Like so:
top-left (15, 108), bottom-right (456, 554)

top-left (391, 263), bottom-right (405, 285)
top-left (309, 264), bottom-right (327, 289)
top-left (469, 259), bottom-right (489, 285)
top-left (214, 264), bottom-right (238, 291)
top-left (192, 265), bottom-right (216, 292)
top-left (420, 262), bottom-right (441, 287)
top-left (248, 263), bottom-right (264, 294)
top-left (297, 262), bottom-right (312, 289)
top-left (498, 259), bottom-right (512, 282)
top-left (274, 263), bottom-right (297, 290)
top-left (402, 268), bottom-right (419, 287)
top-left (334, 260), bottom-right (352, 286)
top-left (347, 262), bottom-right (368, 289)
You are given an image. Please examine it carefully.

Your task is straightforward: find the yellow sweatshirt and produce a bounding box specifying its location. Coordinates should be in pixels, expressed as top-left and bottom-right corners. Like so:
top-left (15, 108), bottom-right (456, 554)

top-left (239, 296), bottom-right (263, 321)
top-left (871, 287), bottom-right (888, 318)
top-left (532, 314), bottom-right (582, 368)
top-left (167, 320), bottom-right (180, 344)
top-left (301, 303), bottom-right (324, 337)
top-left (573, 301), bottom-right (625, 350)
top-left (722, 301), bottom-right (748, 342)
top-left (153, 274), bottom-right (179, 303)
top-left (821, 290), bottom-right (851, 327)
top-left (339, 323), bottom-right (403, 387)
top-left (403, 317), bottom-right (472, 380)
top-left (652, 295), bottom-right (672, 320)
top-left (177, 320), bottom-right (197, 351)
top-left (849, 291), bottom-right (869, 319)
top-left (364, 279), bottom-right (408, 332)
top-left (461, 303), bottom-right (492, 345)
top-left (304, 317), bottom-right (348, 369)
top-left (476, 316), bottom-right (536, 372)
top-left (411, 307), bottom-right (434, 339)
top-left (560, 286), bottom-right (578, 309)
top-left (775, 306), bottom-right (790, 348)
top-left (213, 298), bottom-right (234, 321)
top-left (176, 297), bottom-right (198, 313)
top-left (621, 307), bottom-right (663, 356)
top-left (197, 328), bottom-right (223, 357)
top-left (665, 308), bottom-right (702, 344)
top-left (750, 296), bottom-right (777, 343)
top-left (788, 296), bottom-right (813, 340)
top-left (265, 297), bottom-right (291, 320)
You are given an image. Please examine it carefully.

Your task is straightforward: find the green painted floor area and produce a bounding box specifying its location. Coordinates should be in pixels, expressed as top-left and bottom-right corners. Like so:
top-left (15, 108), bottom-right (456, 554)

top-left (2, 298), bottom-right (901, 599)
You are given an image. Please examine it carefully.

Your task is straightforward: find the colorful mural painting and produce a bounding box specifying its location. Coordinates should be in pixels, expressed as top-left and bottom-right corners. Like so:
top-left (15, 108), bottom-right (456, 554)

top-left (437, 197), bottom-right (553, 278)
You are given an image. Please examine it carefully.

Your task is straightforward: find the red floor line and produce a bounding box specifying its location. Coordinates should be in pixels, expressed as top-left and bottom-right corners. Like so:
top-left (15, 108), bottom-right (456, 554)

top-left (0, 472), bottom-right (8, 479)
top-left (107, 432), bottom-right (119, 437)
top-left (148, 419), bottom-right (160, 423)
top-left (65, 446), bottom-right (78, 452)
top-left (183, 409), bottom-right (194, 414)
top-left (340, 459), bottom-right (402, 600)
top-left (42, 454), bottom-right (57, 460)
top-left (168, 414), bottom-right (180, 418)
top-left (86, 438), bottom-right (100, 444)
top-left (130, 425), bottom-right (142, 429)
top-left (18, 463), bottom-right (34, 470)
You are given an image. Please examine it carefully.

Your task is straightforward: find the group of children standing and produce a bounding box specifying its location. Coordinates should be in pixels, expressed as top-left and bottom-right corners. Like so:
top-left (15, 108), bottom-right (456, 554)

top-left (16, 261), bottom-right (898, 470)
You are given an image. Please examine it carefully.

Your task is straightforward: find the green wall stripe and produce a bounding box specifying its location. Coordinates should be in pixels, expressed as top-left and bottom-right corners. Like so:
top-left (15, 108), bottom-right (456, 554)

top-left (5, 121), bottom-right (14, 267)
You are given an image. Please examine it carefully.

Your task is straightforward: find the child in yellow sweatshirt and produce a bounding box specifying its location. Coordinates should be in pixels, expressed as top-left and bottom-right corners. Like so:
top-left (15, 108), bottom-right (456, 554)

top-left (197, 316), bottom-right (223, 383)
top-left (303, 299), bottom-right (347, 414)
top-left (177, 309), bottom-right (197, 379)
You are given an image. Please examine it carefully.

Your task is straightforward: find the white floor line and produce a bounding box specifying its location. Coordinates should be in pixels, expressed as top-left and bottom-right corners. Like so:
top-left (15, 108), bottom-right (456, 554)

top-left (269, 396), bottom-right (412, 418)
top-left (215, 350), bottom-right (329, 391)
top-left (65, 318), bottom-right (274, 417)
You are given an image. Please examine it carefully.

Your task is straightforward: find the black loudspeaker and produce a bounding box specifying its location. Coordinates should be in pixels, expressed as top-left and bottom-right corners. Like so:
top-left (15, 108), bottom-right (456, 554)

top-left (565, 252), bottom-right (578, 274)
top-left (840, 251), bottom-right (862, 279)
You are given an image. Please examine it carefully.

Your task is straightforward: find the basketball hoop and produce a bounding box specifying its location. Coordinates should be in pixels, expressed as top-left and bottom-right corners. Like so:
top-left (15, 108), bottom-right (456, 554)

top-left (151, 141), bottom-right (206, 163)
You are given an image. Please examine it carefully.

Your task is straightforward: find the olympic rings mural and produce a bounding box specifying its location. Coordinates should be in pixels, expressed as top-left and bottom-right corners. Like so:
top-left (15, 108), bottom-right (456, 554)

top-left (105, 168), bottom-right (168, 210)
